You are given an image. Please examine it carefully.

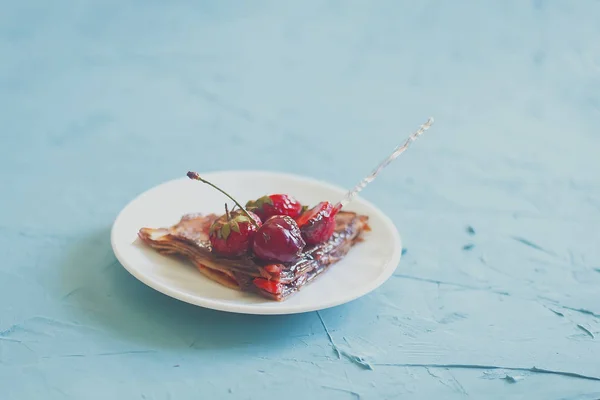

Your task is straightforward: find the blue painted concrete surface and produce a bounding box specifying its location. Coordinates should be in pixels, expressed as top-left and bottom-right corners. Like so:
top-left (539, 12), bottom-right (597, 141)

top-left (1, 1), bottom-right (599, 399)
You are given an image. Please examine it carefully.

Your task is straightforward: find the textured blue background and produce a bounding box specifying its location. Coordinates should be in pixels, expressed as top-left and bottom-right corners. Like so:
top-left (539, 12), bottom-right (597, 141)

top-left (1, 1), bottom-right (600, 399)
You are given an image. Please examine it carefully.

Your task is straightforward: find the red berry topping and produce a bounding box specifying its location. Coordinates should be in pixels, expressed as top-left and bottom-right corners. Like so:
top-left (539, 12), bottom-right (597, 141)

top-left (252, 215), bottom-right (306, 263)
top-left (187, 171), bottom-right (264, 256)
top-left (209, 209), bottom-right (262, 257)
top-left (246, 194), bottom-right (303, 221)
top-left (263, 264), bottom-right (282, 276)
top-left (253, 278), bottom-right (282, 295)
top-left (295, 201), bottom-right (338, 245)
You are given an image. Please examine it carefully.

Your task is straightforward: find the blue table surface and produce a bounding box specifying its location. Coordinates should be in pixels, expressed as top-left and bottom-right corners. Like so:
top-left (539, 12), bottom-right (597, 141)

top-left (2, 1), bottom-right (600, 399)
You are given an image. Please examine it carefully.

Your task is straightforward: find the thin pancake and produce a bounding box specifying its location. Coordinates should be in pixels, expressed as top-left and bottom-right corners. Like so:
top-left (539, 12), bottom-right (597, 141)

top-left (138, 211), bottom-right (370, 301)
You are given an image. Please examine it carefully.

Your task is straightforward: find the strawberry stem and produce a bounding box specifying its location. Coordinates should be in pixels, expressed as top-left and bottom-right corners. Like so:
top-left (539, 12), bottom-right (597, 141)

top-left (225, 203), bottom-right (231, 221)
top-left (187, 171), bottom-right (259, 228)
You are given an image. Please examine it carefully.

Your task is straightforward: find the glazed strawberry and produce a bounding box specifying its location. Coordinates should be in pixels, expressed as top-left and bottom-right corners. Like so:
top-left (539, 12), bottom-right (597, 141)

top-left (209, 208), bottom-right (262, 257)
top-left (253, 278), bottom-right (282, 295)
top-left (295, 201), bottom-right (338, 245)
top-left (252, 215), bottom-right (306, 263)
top-left (187, 171), bottom-right (263, 257)
top-left (246, 194), bottom-right (304, 220)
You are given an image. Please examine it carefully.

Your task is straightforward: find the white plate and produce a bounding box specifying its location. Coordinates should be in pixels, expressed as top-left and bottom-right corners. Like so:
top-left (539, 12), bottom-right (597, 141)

top-left (111, 170), bottom-right (402, 315)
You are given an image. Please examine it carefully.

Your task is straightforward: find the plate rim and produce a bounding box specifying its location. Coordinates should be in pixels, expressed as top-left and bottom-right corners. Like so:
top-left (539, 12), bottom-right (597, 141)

top-left (111, 170), bottom-right (402, 315)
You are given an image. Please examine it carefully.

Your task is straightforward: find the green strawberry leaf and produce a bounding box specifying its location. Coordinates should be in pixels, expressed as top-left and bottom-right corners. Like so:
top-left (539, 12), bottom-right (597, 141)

top-left (258, 195), bottom-right (273, 207)
top-left (221, 223), bottom-right (231, 240)
top-left (235, 215), bottom-right (251, 224)
top-left (301, 205), bottom-right (309, 214)
top-left (245, 199), bottom-right (257, 210)
top-left (248, 195), bottom-right (273, 210)
top-left (230, 219), bottom-right (240, 233)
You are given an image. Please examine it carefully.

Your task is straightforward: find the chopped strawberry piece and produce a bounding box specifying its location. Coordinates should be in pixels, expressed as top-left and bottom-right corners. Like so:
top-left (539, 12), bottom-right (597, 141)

top-left (296, 201), bottom-right (338, 245)
top-left (264, 264), bottom-right (282, 276)
top-left (253, 278), bottom-right (283, 294)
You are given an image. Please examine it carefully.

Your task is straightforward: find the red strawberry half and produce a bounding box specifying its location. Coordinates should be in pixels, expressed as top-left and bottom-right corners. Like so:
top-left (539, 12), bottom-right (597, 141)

top-left (295, 201), bottom-right (338, 245)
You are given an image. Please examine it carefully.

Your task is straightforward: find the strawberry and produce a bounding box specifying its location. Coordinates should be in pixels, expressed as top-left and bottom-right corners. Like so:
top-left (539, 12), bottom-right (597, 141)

top-left (295, 201), bottom-right (338, 245)
top-left (246, 194), bottom-right (304, 221)
top-left (253, 278), bottom-right (283, 294)
top-left (187, 171), bottom-right (263, 257)
top-left (264, 264), bottom-right (282, 276)
top-left (209, 208), bottom-right (262, 257)
top-left (252, 215), bottom-right (306, 263)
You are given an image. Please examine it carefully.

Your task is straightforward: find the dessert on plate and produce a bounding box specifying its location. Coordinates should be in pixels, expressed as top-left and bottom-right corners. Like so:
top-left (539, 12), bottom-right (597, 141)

top-left (136, 118), bottom-right (433, 302)
top-left (138, 172), bottom-right (370, 301)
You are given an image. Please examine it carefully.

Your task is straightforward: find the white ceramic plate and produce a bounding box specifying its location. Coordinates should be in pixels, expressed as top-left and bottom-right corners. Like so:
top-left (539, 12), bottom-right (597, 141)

top-left (111, 170), bottom-right (402, 315)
